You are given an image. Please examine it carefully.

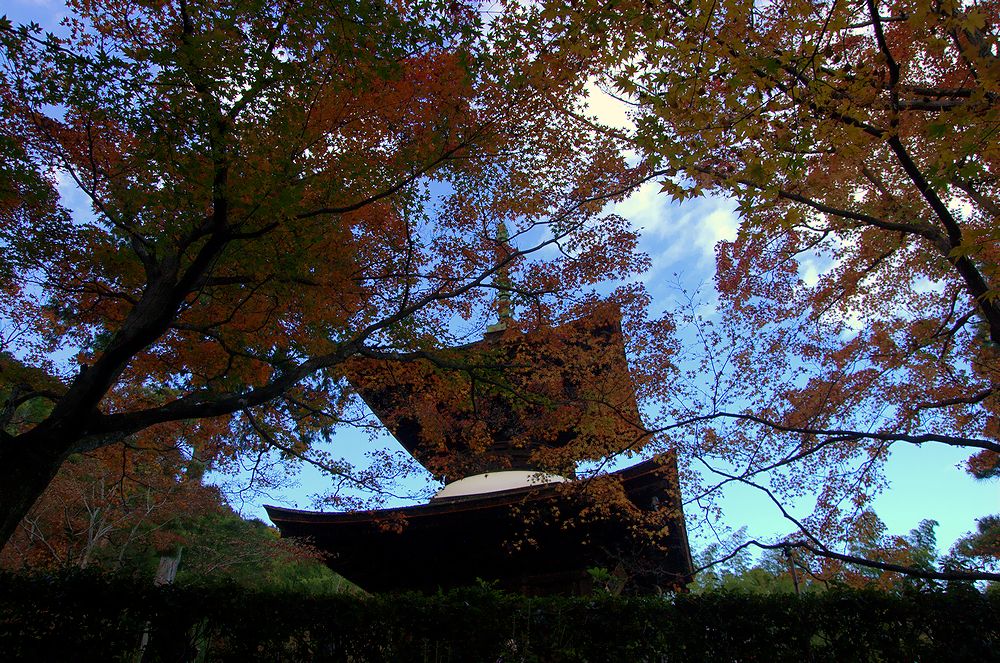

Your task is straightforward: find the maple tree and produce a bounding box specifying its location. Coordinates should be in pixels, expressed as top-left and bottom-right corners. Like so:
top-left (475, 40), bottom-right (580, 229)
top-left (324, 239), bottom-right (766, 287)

top-left (0, 435), bottom-right (354, 591)
top-left (1, 436), bottom-right (207, 572)
top-left (0, 0), bottom-right (648, 550)
top-left (515, 0), bottom-right (1000, 581)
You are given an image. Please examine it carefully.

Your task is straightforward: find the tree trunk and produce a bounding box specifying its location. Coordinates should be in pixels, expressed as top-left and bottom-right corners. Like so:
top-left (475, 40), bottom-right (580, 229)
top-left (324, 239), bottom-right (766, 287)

top-left (0, 437), bottom-right (69, 549)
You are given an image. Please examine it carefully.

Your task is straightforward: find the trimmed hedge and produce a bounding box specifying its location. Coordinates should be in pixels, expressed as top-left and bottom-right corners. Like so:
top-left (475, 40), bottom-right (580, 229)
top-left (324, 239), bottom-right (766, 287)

top-left (0, 572), bottom-right (996, 662)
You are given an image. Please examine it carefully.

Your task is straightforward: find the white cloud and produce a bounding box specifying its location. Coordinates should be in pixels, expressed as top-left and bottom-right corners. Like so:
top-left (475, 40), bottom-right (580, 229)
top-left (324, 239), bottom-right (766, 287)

top-left (583, 79), bottom-right (635, 133)
top-left (838, 308), bottom-right (866, 337)
top-left (615, 183), bottom-right (739, 277)
top-left (698, 207), bottom-right (739, 254)
top-left (53, 168), bottom-right (97, 225)
top-left (614, 179), bottom-right (662, 229)
top-left (912, 276), bottom-right (945, 295)
top-left (947, 194), bottom-right (973, 221)
top-left (799, 258), bottom-right (821, 287)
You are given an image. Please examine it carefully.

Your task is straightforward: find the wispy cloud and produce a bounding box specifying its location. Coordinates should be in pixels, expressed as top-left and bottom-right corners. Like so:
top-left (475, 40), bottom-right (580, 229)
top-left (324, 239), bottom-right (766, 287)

top-left (615, 181), bottom-right (738, 274)
top-left (53, 169), bottom-right (97, 225)
top-left (582, 79), bottom-right (635, 133)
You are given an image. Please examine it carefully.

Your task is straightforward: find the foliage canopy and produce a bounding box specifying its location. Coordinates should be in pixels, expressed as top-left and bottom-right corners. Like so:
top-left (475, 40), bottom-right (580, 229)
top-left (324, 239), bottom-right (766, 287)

top-left (2, 0), bottom-right (998, 587)
top-left (0, 0), bottom-right (646, 548)
top-left (518, 0), bottom-right (999, 580)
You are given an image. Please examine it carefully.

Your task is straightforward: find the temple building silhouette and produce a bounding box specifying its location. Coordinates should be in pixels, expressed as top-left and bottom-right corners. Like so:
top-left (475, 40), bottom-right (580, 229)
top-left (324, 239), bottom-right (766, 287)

top-left (266, 235), bottom-right (693, 594)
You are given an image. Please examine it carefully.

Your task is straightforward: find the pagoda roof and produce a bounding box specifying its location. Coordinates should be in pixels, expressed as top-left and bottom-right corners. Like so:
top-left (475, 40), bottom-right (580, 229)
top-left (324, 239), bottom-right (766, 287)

top-left (341, 303), bottom-right (646, 480)
top-left (267, 303), bottom-right (694, 595)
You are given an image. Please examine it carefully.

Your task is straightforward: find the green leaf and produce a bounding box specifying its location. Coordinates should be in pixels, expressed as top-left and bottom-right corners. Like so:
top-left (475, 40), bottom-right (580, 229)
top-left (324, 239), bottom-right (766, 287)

top-left (927, 122), bottom-right (948, 138)
top-left (964, 9), bottom-right (987, 31)
top-left (762, 57), bottom-right (781, 75)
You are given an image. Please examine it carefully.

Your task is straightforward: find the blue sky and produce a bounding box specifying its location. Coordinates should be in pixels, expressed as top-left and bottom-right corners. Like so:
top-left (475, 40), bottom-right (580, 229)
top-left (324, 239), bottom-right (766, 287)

top-left (582, 82), bottom-right (997, 555)
top-left (4, 0), bottom-right (995, 560)
top-left (233, 76), bottom-right (996, 559)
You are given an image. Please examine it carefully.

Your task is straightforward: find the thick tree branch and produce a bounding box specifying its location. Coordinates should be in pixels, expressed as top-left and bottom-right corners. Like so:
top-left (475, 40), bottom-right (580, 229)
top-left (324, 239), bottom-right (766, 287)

top-left (916, 388), bottom-right (994, 410)
top-left (751, 539), bottom-right (1000, 582)
top-left (695, 465), bottom-right (1000, 582)
top-left (683, 165), bottom-right (943, 240)
top-left (295, 141), bottom-right (471, 220)
top-left (654, 411), bottom-right (1000, 454)
top-left (885, 133), bottom-right (1000, 343)
top-left (951, 177), bottom-right (1000, 220)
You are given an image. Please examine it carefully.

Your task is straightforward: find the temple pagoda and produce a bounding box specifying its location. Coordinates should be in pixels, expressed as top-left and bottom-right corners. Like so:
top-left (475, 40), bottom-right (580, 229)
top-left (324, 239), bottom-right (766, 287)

top-left (266, 238), bottom-right (693, 594)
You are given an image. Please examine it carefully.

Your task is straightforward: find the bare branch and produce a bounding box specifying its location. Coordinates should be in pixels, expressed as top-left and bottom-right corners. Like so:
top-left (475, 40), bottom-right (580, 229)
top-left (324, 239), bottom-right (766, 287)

top-left (655, 411), bottom-right (1000, 454)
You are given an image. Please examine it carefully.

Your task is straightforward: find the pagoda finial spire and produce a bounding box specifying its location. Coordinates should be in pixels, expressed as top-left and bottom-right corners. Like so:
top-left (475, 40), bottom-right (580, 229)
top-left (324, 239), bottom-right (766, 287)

top-left (487, 220), bottom-right (513, 334)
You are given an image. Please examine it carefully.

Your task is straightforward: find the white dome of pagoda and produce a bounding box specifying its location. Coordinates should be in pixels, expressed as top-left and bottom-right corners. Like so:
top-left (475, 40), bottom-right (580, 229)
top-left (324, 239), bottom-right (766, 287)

top-left (432, 471), bottom-right (569, 500)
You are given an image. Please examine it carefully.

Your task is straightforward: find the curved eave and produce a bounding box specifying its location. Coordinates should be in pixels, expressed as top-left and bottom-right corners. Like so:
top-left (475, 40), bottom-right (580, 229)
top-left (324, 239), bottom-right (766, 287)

top-left (265, 454), bottom-right (679, 526)
top-left (265, 454), bottom-right (693, 593)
